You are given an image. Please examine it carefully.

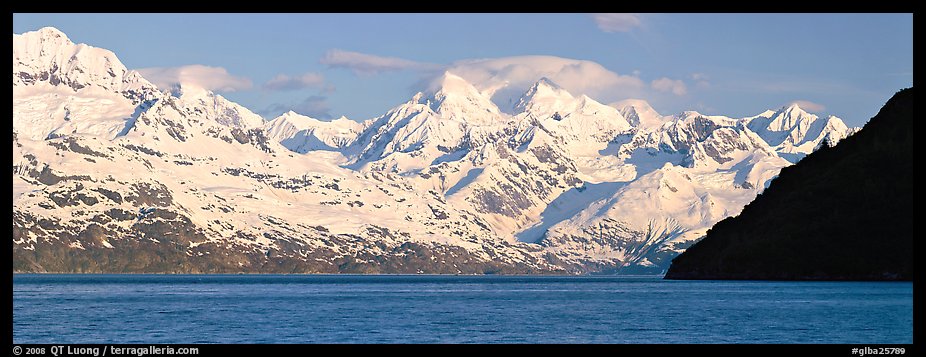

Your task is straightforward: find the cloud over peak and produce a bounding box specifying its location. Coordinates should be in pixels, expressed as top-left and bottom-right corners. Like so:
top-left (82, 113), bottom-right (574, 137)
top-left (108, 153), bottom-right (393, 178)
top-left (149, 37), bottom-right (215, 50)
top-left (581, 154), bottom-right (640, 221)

top-left (137, 65), bottom-right (252, 93)
top-left (787, 100), bottom-right (826, 113)
top-left (443, 55), bottom-right (646, 108)
top-left (651, 77), bottom-right (688, 96)
top-left (313, 48), bottom-right (711, 115)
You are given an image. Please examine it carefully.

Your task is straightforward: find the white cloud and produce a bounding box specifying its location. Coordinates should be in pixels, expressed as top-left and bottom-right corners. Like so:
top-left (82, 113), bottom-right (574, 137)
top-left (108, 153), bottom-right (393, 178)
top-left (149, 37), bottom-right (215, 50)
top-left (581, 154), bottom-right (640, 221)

top-left (690, 73), bottom-right (710, 89)
top-left (320, 49), bottom-right (440, 75)
top-left (314, 50), bottom-right (673, 112)
top-left (137, 65), bottom-right (252, 93)
top-left (442, 55), bottom-right (646, 108)
top-left (787, 100), bottom-right (826, 112)
top-left (651, 77), bottom-right (688, 96)
top-left (591, 13), bottom-right (643, 33)
top-left (263, 73), bottom-right (326, 91)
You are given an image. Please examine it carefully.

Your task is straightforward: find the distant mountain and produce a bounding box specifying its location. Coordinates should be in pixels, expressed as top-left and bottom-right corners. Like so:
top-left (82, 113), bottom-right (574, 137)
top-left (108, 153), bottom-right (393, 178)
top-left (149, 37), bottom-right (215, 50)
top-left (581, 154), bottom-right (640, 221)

top-left (13, 27), bottom-right (861, 274)
top-left (665, 88), bottom-right (913, 281)
top-left (611, 99), bottom-right (668, 130)
top-left (744, 103), bottom-right (857, 163)
top-left (264, 111), bottom-right (363, 153)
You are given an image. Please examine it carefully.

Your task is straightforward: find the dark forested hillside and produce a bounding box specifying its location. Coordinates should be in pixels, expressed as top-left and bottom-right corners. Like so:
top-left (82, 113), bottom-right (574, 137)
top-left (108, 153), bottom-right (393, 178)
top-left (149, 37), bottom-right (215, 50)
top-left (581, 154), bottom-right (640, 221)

top-left (665, 88), bottom-right (913, 281)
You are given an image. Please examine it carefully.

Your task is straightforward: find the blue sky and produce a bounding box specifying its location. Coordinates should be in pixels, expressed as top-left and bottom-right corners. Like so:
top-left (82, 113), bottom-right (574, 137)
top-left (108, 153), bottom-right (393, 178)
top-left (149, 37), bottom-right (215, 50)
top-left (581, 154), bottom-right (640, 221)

top-left (13, 13), bottom-right (912, 127)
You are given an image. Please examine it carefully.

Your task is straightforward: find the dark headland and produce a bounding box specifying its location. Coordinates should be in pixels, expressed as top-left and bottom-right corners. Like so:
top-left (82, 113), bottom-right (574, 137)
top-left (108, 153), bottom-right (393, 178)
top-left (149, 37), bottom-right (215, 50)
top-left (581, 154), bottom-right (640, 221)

top-left (665, 88), bottom-right (913, 281)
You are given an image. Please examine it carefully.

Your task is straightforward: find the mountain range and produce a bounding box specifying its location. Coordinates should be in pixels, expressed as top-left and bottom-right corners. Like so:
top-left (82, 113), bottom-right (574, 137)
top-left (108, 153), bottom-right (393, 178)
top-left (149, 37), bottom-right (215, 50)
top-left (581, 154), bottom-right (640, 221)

top-left (12, 27), bottom-right (859, 274)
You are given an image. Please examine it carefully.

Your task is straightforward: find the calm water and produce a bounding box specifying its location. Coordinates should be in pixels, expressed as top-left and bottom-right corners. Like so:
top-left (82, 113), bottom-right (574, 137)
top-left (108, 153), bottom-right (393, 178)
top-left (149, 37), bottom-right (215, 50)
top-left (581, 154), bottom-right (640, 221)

top-left (13, 275), bottom-right (912, 344)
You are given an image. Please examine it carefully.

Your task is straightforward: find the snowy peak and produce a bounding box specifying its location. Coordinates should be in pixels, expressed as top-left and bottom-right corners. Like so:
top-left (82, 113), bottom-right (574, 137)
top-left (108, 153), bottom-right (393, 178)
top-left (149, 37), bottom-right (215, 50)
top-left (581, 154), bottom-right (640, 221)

top-left (429, 71), bottom-right (481, 96)
top-left (12, 27), bottom-right (162, 141)
top-left (534, 76), bottom-right (561, 89)
top-left (13, 26), bottom-right (157, 98)
top-left (611, 99), bottom-right (665, 130)
top-left (514, 77), bottom-right (575, 115)
top-left (744, 103), bottom-right (857, 158)
top-left (268, 111), bottom-right (361, 133)
top-left (173, 89), bottom-right (264, 129)
top-left (341, 72), bottom-right (500, 170)
top-left (816, 115), bottom-right (853, 147)
top-left (782, 102), bottom-right (811, 114)
top-left (822, 115), bottom-right (850, 134)
top-left (751, 109), bottom-right (777, 119)
top-left (523, 77), bottom-right (572, 102)
top-left (272, 110), bottom-right (325, 130)
top-left (508, 78), bottom-right (632, 157)
top-left (767, 103), bottom-right (817, 132)
top-left (18, 26), bottom-right (73, 47)
top-left (264, 111), bottom-right (361, 153)
top-left (424, 71), bottom-right (501, 123)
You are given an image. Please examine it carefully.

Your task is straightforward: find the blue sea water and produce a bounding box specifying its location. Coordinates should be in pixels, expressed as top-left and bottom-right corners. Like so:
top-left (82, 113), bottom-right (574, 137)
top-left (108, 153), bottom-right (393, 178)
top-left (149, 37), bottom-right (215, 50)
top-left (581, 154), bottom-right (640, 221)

top-left (12, 275), bottom-right (912, 344)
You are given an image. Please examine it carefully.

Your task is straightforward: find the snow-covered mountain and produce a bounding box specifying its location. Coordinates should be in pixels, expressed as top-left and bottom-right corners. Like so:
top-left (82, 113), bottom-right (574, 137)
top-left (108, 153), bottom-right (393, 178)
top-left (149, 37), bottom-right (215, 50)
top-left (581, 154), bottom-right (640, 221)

top-left (171, 85), bottom-right (266, 129)
top-left (611, 99), bottom-right (668, 130)
top-left (515, 78), bottom-right (632, 157)
top-left (264, 111), bottom-right (363, 153)
top-left (13, 27), bottom-right (160, 141)
top-left (744, 104), bottom-right (857, 162)
top-left (12, 27), bottom-right (860, 274)
top-left (13, 27), bottom-right (157, 98)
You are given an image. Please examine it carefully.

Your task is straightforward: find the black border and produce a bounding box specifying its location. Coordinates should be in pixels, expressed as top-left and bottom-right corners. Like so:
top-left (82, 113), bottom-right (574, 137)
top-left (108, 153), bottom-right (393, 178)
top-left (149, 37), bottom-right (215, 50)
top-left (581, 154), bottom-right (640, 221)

top-left (10, 7), bottom-right (918, 352)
